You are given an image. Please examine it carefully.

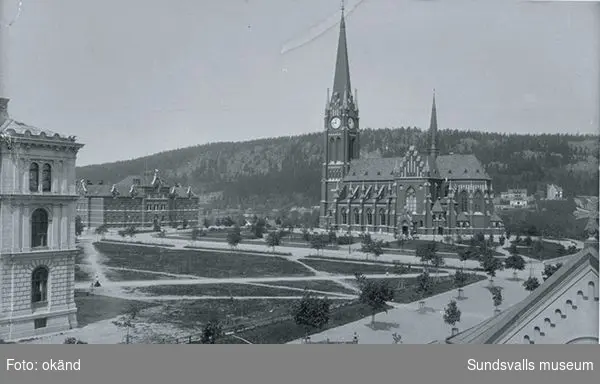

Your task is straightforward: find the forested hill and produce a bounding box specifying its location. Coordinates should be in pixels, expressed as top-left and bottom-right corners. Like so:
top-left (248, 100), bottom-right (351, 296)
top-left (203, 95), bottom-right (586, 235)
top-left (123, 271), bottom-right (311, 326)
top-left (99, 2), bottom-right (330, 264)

top-left (76, 128), bottom-right (599, 209)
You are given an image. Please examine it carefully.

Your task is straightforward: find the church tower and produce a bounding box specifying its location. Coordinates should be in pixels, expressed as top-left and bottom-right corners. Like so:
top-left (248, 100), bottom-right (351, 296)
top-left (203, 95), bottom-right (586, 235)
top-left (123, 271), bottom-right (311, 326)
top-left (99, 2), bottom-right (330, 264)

top-left (320, 3), bottom-right (359, 228)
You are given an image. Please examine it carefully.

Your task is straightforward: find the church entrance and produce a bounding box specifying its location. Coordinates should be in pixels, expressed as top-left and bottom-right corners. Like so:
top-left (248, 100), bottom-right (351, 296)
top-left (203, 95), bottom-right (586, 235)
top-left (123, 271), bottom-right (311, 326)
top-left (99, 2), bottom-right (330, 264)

top-left (401, 222), bottom-right (409, 236)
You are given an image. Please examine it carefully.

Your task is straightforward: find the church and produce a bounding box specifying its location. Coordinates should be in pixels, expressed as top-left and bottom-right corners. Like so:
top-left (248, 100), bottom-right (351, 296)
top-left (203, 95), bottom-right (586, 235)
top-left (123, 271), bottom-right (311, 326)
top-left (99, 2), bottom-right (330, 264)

top-left (319, 9), bottom-right (503, 237)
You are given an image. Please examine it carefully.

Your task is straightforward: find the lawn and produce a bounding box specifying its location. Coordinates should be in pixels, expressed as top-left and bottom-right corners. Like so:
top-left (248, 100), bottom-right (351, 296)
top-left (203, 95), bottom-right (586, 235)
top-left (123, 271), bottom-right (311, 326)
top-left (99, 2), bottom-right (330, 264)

top-left (147, 298), bottom-right (298, 331)
top-left (94, 242), bottom-right (313, 278)
top-left (74, 290), bottom-right (156, 327)
top-left (135, 283), bottom-right (310, 297)
top-left (343, 273), bottom-right (484, 304)
top-left (104, 269), bottom-right (182, 282)
top-left (218, 301), bottom-right (391, 344)
top-left (257, 280), bottom-right (357, 295)
top-left (299, 258), bottom-right (396, 275)
top-left (385, 239), bottom-right (458, 253)
top-left (509, 242), bottom-right (577, 261)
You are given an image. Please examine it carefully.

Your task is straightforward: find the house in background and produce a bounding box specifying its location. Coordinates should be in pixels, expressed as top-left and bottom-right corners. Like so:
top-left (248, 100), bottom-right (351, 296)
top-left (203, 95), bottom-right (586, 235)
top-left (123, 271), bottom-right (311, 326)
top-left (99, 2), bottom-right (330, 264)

top-left (499, 188), bottom-right (529, 209)
top-left (547, 184), bottom-right (564, 200)
top-left (76, 169), bottom-right (199, 230)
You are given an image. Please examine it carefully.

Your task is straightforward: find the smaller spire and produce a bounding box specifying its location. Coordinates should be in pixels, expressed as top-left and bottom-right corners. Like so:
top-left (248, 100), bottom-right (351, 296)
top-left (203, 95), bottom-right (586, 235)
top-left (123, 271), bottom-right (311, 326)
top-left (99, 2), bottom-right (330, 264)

top-left (341, 0), bottom-right (345, 14)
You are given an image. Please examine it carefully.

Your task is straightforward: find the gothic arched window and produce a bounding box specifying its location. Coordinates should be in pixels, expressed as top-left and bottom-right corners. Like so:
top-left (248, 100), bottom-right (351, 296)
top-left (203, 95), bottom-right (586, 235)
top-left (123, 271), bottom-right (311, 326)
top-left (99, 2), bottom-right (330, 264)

top-left (31, 266), bottom-right (49, 303)
top-left (473, 190), bottom-right (483, 213)
top-left (329, 138), bottom-right (335, 162)
top-left (31, 208), bottom-right (49, 248)
top-left (29, 163), bottom-right (39, 192)
top-left (341, 208), bottom-right (347, 224)
top-left (366, 209), bottom-right (373, 225)
top-left (405, 187), bottom-right (417, 213)
top-left (354, 208), bottom-right (360, 225)
top-left (336, 137), bottom-right (342, 162)
top-left (42, 163), bottom-right (52, 192)
top-left (459, 190), bottom-right (469, 213)
top-left (379, 208), bottom-right (386, 226)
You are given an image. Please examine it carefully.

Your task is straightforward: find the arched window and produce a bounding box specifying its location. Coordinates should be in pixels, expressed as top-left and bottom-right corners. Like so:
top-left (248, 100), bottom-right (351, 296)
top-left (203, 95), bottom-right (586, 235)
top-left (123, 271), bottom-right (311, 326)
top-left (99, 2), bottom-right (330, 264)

top-left (473, 190), bottom-right (483, 213)
top-left (366, 209), bottom-right (373, 225)
top-left (405, 187), bottom-right (417, 213)
top-left (329, 138), bottom-right (335, 161)
top-left (353, 208), bottom-right (360, 225)
top-left (379, 209), bottom-right (386, 226)
top-left (459, 191), bottom-right (469, 213)
top-left (29, 163), bottom-right (39, 192)
top-left (350, 138), bottom-right (355, 158)
top-left (42, 163), bottom-right (52, 192)
top-left (336, 137), bottom-right (342, 162)
top-left (31, 266), bottom-right (49, 303)
top-left (31, 208), bottom-right (49, 248)
top-left (341, 208), bottom-right (347, 224)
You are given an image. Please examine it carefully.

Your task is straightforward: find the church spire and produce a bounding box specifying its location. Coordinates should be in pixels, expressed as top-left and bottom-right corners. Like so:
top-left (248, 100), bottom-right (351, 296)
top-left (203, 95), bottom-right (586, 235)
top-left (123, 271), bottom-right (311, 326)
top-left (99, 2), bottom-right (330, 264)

top-left (331, 1), bottom-right (352, 105)
top-left (429, 89), bottom-right (439, 157)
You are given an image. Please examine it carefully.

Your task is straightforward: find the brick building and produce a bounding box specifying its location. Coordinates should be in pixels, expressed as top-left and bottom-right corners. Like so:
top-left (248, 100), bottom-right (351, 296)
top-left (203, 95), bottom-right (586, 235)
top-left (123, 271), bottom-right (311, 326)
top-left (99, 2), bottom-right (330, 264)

top-left (319, 9), bottom-right (503, 237)
top-left (76, 169), bottom-right (199, 230)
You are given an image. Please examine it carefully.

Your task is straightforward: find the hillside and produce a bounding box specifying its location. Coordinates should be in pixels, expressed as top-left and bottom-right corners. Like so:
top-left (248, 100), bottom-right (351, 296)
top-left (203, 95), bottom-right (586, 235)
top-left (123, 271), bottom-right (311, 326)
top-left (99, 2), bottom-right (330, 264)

top-left (76, 128), bottom-right (599, 209)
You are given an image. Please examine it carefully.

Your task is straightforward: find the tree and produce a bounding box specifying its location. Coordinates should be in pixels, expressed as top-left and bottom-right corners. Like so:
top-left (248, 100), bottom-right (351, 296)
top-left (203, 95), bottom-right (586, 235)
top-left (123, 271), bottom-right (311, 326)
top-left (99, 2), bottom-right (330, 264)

top-left (416, 242), bottom-right (437, 270)
top-left (415, 271), bottom-right (433, 299)
top-left (112, 305), bottom-right (140, 344)
top-left (190, 227), bottom-right (201, 244)
top-left (369, 240), bottom-right (385, 259)
top-left (523, 276), bottom-right (540, 292)
top-left (499, 235), bottom-right (506, 247)
top-left (328, 231), bottom-right (337, 245)
top-left (125, 225), bottom-right (137, 240)
top-left (429, 251), bottom-right (445, 280)
top-left (458, 248), bottom-right (473, 269)
top-left (542, 263), bottom-right (563, 281)
top-left (265, 231), bottom-right (281, 253)
top-left (251, 218), bottom-right (266, 238)
top-left (453, 270), bottom-right (468, 299)
top-left (310, 233), bottom-right (326, 255)
top-left (226, 225), bottom-right (243, 250)
top-left (491, 287), bottom-right (502, 312)
top-left (443, 300), bottom-right (461, 335)
top-left (200, 319), bottom-right (223, 344)
top-left (524, 235), bottom-right (533, 247)
top-left (302, 228), bottom-right (310, 242)
top-left (202, 218), bottom-right (210, 228)
top-left (480, 255), bottom-right (504, 282)
top-left (356, 276), bottom-right (394, 324)
top-left (488, 233), bottom-right (494, 246)
top-left (75, 216), bottom-right (84, 236)
top-left (94, 224), bottom-right (108, 241)
top-left (153, 218), bottom-right (161, 232)
top-left (292, 292), bottom-right (332, 339)
top-left (508, 243), bottom-right (519, 256)
top-left (182, 219), bottom-right (189, 229)
top-left (504, 254), bottom-right (526, 280)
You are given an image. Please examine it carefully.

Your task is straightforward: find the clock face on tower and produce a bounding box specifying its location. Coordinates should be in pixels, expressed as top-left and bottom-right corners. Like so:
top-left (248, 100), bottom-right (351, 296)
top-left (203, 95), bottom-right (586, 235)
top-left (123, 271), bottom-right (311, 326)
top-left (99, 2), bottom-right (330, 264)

top-left (348, 117), bottom-right (355, 129)
top-left (330, 117), bottom-right (341, 129)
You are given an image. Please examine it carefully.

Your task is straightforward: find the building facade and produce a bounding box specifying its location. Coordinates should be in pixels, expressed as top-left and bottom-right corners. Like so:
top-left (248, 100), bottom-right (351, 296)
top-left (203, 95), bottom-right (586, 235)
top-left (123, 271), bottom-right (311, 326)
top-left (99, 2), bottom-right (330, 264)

top-left (547, 184), bottom-right (564, 200)
top-left (76, 170), bottom-right (199, 230)
top-left (446, 246), bottom-right (598, 344)
top-left (319, 10), bottom-right (503, 237)
top-left (0, 99), bottom-right (83, 340)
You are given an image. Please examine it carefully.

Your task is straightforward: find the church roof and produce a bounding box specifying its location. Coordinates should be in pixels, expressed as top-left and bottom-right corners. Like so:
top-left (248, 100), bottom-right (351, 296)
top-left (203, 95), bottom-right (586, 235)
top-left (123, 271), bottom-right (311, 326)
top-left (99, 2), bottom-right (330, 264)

top-left (343, 158), bottom-right (397, 181)
top-left (436, 154), bottom-right (489, 180)
top-left (446, 247), bottom-right (599, 344)
top-left (490, 212), bottom-right (502, 222)
top-left (456, 212), bottom-right (469, 222)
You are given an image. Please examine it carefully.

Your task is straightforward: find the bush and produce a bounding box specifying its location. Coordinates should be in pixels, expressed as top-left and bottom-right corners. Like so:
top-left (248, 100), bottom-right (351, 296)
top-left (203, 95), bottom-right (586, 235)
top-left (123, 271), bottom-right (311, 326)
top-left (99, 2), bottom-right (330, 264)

top-left (64, 337), bottom-right (88, 344)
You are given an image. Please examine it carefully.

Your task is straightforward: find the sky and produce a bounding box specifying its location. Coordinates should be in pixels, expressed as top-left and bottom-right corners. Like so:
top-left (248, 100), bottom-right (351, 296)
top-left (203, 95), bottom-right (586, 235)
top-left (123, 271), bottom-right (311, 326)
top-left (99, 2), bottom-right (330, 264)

top-left (1, 0), bottom-right (599, 166)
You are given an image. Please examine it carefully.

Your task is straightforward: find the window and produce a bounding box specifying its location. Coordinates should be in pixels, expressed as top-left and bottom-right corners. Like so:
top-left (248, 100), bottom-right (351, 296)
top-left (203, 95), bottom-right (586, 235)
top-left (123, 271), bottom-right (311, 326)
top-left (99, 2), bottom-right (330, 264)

top-left (31, 266), bottom-right (49, 303)
top-left (366, 209), bottom-right (373, 225)
top-left (405, 187), bottom-right (417, 213)
top-left (29, 163), bottom-right (39, 192)
top-left (34, 318), bottom-right (47, 329)
top-left (353, 208), bottom-right (360, 225)
top-left (42, 163), bottom-right (52, 192)
top-left (341, 208), bottom-right (347, 224)
top-left (459, 191), bottom-right (469, 212)
top-left (31, 208), bottom-right (49, 248)
top-left (379, 209), bottom-right (386, 226)
top-left (473, 191), bottom-right (483, 212)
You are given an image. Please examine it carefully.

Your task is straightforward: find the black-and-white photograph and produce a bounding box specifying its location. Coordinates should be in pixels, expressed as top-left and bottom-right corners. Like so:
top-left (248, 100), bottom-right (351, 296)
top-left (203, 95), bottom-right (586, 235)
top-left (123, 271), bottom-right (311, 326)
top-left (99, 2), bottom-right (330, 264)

top-left (0, 0), bottom-right (598, 345)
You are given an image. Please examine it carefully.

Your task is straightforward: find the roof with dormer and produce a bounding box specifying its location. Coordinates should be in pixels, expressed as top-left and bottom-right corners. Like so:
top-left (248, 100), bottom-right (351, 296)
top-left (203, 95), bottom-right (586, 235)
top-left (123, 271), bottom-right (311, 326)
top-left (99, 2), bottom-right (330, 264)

top-left (446, 247), bottom-right (599, 344)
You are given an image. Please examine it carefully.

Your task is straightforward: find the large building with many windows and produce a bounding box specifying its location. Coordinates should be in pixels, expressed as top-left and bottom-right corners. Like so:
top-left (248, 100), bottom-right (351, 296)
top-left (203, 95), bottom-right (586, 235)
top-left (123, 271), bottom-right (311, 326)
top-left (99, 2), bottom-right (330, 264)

top-left (0, 99), bottom-right (83, 340)
top-left (76, 169), bottom-right (200, 230)
top-left (319, 10), bottom-right (503, 237)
